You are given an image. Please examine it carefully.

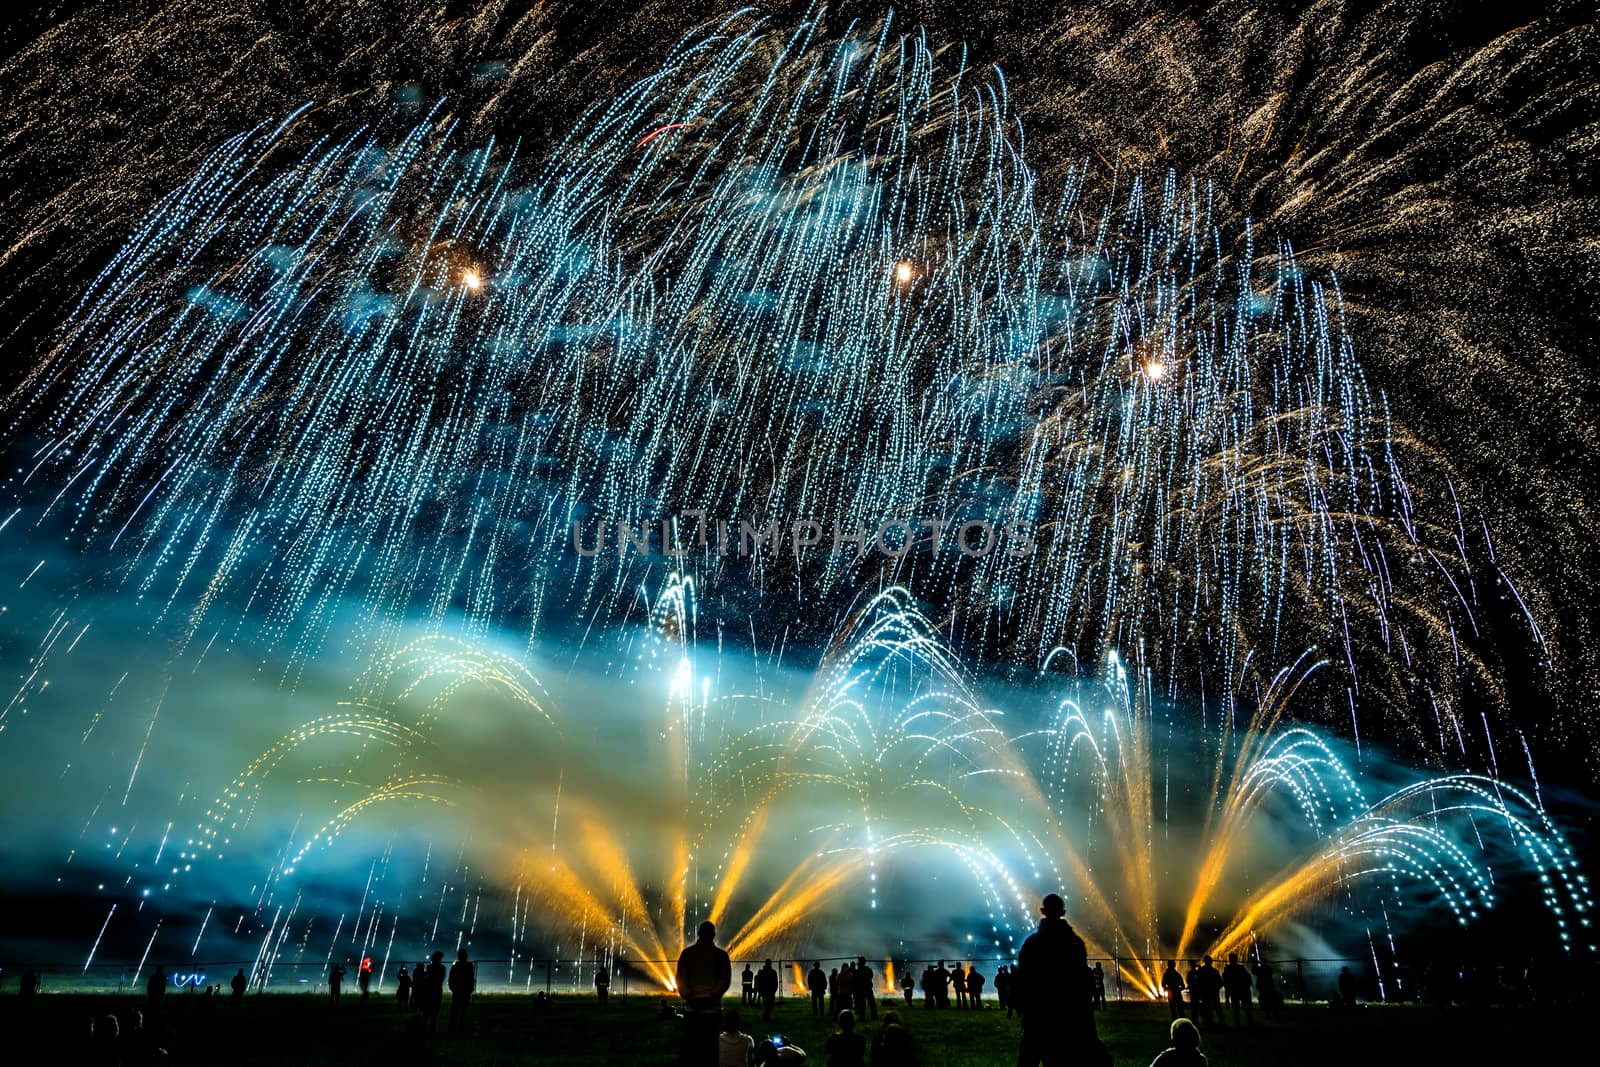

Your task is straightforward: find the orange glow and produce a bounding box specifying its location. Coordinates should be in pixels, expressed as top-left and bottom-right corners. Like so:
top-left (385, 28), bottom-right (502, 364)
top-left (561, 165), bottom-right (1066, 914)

top-left (727, 852), bottom-right (864, 957)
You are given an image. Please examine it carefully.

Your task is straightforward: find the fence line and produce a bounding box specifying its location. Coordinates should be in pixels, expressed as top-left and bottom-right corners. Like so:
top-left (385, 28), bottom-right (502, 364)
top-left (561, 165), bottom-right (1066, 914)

top-left (1, 953), bottom-right (1464, 1003)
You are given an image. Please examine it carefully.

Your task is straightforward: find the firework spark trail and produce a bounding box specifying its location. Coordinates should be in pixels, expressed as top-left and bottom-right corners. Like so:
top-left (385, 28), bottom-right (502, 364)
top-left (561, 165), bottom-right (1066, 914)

top-left (1037, 646), bottom-right (1592, 992)
top-left (0, 12), bottom-right (1509, 753)
top-left (198, 578), bottom-right (1590, 993)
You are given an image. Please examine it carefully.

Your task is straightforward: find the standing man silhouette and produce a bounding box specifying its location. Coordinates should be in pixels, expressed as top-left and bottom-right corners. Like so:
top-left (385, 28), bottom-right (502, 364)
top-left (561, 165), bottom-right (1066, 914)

top-left (808, 961), bottom-right (828, 1017)
top-left (420, 951), bottom-right (446, 1030)
top-left (448, 948), bottom-right (476, 1034)
top-left (1013, 893), bottom-right (1096, 1067)
top-left (676, 920), bottom-right (733, 1066)
top-left (967, 965), bottom-right (986, 1009)
top-left (1222, 953), bottom-right (1252, 1025)
top-left (756, 959), bottom-right (779, 1022)
top-left (1190, 956), bottom-right (1223, 1027)
top-left (853, 957), bottom-right (878, 1020)
top-left (1162, 960), bottom-right (1186, 1020)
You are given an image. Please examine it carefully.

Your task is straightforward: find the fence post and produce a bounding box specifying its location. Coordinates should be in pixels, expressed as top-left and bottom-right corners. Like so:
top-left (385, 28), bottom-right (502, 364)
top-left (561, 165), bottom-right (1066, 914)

top-left (1115, 957), bottom-right (1122, 1002)
top-left (546, 959), bottom-right (553, 997)
top-left (622, 955), bottom-right (628, 1002)
top-left (1296, 958), bottom-right (1306, 1001)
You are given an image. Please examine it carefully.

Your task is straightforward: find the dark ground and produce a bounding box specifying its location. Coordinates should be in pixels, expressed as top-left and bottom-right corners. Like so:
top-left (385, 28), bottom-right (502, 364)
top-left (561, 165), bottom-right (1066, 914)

top-left (2, 990), bottom-right (1578, 1065)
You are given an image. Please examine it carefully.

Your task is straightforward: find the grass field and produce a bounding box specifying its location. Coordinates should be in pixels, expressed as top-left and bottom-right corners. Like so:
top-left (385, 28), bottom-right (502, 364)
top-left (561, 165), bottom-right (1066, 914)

top-left (2, 990), bottom-right (1568, 1065)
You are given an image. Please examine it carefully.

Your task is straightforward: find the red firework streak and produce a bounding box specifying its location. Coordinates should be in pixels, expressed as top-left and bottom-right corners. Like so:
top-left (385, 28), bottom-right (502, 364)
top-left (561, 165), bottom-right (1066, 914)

top-left (635, 121), bottom-right (693, 148)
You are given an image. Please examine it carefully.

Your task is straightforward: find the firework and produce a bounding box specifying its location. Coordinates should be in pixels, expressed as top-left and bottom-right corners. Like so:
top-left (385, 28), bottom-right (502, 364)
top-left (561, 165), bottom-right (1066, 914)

top-left (0, 3), bottom-right (1593, 986)
top-left (2, 10), bottom-right (1527, 755)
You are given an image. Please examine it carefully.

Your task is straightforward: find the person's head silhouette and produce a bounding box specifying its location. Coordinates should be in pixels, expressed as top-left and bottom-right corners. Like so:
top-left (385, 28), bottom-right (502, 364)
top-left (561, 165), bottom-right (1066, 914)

top-left (1041, 893), bottom-right (1066, 919)
top-left (1203, 954), bottom-right (1212, 965)
top-left (698, 920), bottom-right (716, 943)
top-left (836, 1008), bottom-right (855, 1032)
top-left (431, 951), bottom-right (444, 963)
top-left (1170, 1017), bottom-right (1200, 1050)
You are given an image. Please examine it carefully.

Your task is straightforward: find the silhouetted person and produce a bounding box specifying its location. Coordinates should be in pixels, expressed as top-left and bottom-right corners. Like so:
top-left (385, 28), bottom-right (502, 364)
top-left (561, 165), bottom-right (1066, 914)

top-left (1150, 1017), bottom-right (1206, 1067)
top-left (853, 957), bottom-right (877, 1019)
top-left (328, 962), bottom-right (346, 1003)
top-left (1092, 962), bottom-right (1106, 1009)
top-left (743, 963), bottom-right (755, 1006)
top-left (952, 964), bottom-right (967, 1008)
top-left (995, 966), bottom-right (1012, 1016)
top-left (1162, 960), bottom-right (1185, 1019)
top-left (395, 965), bottom-right (411, 1010)
top-left (95, 1013), bottom-right (120, 1065)
top-left (871, 1008), bottom-right (919, 1066)
top-left (448, 948), bottom-right (476, 1034)
top-left (1014, 894), bottom-right (1096, 1067)
top-left (677, 920), bottom-right (733, 1067)
top-left (420, 951), bottom-right (446, 1030)
top-left (809, 962), bottom-right (829, 1017)
top-left (718, 1007), bottom-right (755, 1067)
top-left (1253, 959), bottom-right (1282, 1019)
top-left (1338, 965), bottom-right (1358, 1008)
top-left (595, 962), bottom-right (611, 1007)
top-left (20, 967), bottom-right (39, 1001)
top-left (756, 1036), bottom-right (809, 1066)
top-left (359, 956), bottom-right (373, 999)
top-left (832, 967), bottom-right (844, 1017)
top-left (825, 1008), bottom-right (866, 1067)
top-left (231, 967), bottom-right (247, 1003)
top-left (1222, 954), bottom-right (1252, 1025)
top-left (967, 966), bottom-right (985, 1009)
top-left (919, 966), bottom-right (933, 1008)
top-left (757, 959), bottom-right (779, 1023)
top-left (73, 1014), bottom-right (96, 1063)
top-left (931, 962), bottom-right (950, 1008)
top-left (121, 1008), bottom-right (156, 1065)
top-left (146, 966), bottom-right (167, 1012)
top-left (901, 969), bottom-right (914, 1006)
top-left (1190, 956), bottom-right (1224, 1027)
